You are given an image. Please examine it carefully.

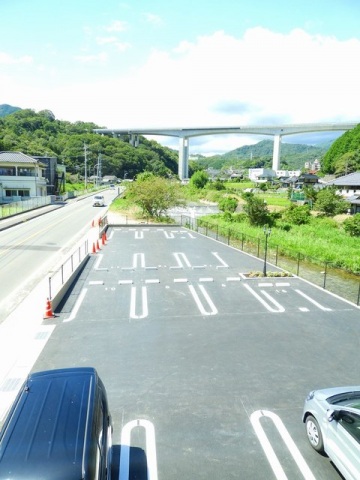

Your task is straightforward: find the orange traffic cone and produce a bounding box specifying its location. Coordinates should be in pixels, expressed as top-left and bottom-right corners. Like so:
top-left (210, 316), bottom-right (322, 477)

top-left (91, 219), bottom-right (95, 227)
top-left (92, 242), bottom-right (97, 254)
top-left (101, 233), bottom-right (106, 245)
top-left (96, 239), bottom-right (100, 251)
top-left (43, 298), bottom-right (55, 319)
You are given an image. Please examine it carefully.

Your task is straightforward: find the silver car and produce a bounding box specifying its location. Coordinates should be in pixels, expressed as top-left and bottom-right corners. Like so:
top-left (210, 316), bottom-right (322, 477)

top-left (302, 386), bottom-right (360, 480)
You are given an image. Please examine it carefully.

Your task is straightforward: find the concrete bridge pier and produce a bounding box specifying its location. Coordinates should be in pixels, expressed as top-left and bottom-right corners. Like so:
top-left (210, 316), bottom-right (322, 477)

top-left (272, 134), bottom-right (282, 171)
top-left (130, 134), bottom-right (140, 147)
top-left (179, 137), bottom-right (189, 180)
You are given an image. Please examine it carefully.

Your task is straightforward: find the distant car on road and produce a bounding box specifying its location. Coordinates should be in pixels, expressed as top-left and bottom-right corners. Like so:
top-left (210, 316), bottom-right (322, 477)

top-left (302, 386), bottom-right (360, 480)
top-left (93, 194), bottom-right (105, 207)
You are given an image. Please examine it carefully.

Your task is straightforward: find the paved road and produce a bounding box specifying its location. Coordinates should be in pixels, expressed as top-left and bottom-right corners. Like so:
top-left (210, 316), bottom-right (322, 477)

top-left (4, 225), bottom-right (357, 479)
top-left (0, 190), bottom-right (117, 322)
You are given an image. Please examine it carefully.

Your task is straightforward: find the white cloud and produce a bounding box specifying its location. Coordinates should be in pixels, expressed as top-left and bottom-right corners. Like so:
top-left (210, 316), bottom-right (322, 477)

top-left (143, 12), bottom-right (163, 26)
top-left (0, 52), bottom-right (32, 65)
top-left (73, 52), bottom-right (108, 64)
top-left (105, 20), bottom-right (128, 32)
top-left (3, 27), bottom-right (360, 154)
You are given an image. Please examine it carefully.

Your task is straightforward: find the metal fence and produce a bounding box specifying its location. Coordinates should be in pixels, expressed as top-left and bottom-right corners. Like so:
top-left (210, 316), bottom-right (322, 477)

top-left (48, 240), bottom-right (89, 302)
top-left (0, 196), bottom-right (53, 218)
top-left (179, 215), bottom-right (360, 306)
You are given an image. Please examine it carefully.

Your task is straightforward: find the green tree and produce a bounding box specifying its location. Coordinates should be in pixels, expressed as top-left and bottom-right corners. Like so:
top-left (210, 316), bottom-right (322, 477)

top-left (127, 175), bottom-right (184, 218)
top-left (343, 213), bottom-right (360, 236)
top-left (241, 192), bottom-right (270, 226)
top-left (218, 197), bottom-right (238, 213)
top-left (189, 170), bottom-right (209, 189)
top-left (282, 204), bottom-right (311, 225)
top-left (314, 187), bottom-right (348, 216)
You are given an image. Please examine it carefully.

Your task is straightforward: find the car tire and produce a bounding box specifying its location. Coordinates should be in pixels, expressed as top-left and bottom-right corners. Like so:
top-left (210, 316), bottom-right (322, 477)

top-left (306, 415), bottom-right (324, 453)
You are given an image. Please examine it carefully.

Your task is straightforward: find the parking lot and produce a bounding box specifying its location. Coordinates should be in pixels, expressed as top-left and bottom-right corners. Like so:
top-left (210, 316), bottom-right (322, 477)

top-left (13, 226), bottom-right (360, 479)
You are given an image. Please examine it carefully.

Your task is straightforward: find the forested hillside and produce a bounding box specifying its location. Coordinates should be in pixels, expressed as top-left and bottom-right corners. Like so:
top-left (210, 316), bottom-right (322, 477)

top-left (0, 108), bottom-right (179, 179)
top-left (322, 123), bottom-right (360, 175)
top-left (194, 139), bottom-right (328, 171)
top-left (0, 104), bottom-right (21, 117)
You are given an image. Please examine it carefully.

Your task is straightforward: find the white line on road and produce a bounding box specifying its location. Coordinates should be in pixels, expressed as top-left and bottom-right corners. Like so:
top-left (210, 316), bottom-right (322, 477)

top-left (133, 253), bottom-right (145, 268)
top-left (173, 252), bottom-right (191, 268)
top-left (295, 289), bottom-right (332, 311)
top-left (250, 410), bottom-right (316, 480)
top-left (119, 419), bottom-right (158, 480)
top-left (63, 288), bottom-right (88, 322)
top-left (244, 284), bottom-right (285, 313)
top-left (130, 286), bottom-right (148, 319)
top-left (212, 252), bottom-right (229, 268)
top-left (93, 253), bottom-right (103, 270)
top-left (188, 284), bottom-right (218, 315)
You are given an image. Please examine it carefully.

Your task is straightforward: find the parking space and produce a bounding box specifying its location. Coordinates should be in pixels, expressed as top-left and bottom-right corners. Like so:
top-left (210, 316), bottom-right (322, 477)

top-left (22, 226), bottom-right (360, 478)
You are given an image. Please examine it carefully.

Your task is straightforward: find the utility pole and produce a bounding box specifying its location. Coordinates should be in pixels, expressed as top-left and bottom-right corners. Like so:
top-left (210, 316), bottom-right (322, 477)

top-left (84, 143), bottom-right (88, 190)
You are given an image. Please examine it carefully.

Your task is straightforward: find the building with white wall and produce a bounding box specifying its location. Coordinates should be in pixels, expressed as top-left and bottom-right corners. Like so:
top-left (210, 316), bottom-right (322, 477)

top-left (0, 152), bottom-right (47, 202)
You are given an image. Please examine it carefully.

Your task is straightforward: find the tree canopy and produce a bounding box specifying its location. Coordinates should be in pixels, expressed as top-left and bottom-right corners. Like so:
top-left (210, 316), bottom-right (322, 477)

top-left (322, 124), bottom-right (360, 174)
top-left (0, 108), bottom-right (179, 180)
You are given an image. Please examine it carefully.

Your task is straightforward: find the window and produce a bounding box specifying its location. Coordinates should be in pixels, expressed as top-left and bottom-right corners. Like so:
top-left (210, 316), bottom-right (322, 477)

top-left (0, 167), bottom-right (16, 176)
top-left (339, 412), bottom-right (360, 444)
top-left (18, 168), bottom-right (35, 176)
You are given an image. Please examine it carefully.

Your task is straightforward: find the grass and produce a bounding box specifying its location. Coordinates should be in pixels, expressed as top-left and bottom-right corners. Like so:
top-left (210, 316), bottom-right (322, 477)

top-left (200, 214), bottom-right (360, 274)
top-left (110, 182), bottom-right (360, 274)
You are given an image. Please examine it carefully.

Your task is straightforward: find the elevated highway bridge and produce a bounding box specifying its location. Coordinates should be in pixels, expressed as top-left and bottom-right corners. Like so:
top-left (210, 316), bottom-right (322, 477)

top-left (94, 122), bottom-right (359, 179)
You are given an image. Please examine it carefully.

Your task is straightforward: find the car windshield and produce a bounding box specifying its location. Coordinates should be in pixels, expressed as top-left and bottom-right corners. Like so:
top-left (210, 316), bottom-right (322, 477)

top-left (328, 391), bottom-right (360, 408)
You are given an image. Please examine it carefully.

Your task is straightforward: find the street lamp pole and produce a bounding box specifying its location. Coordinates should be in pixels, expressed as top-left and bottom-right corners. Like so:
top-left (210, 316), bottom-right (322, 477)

top-left (84, 143), bottom-right (88, 190)
top-left (263, 225), bottom-right (271, 277)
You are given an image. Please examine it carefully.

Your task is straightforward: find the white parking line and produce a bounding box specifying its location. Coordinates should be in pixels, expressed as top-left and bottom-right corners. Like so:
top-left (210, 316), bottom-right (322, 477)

top-left (295, 289), bottom-right (332, 311)
top-left (250, 410), bottom-right (316, 480)
top-left (212, 252), bottom-right (229, 268)
top-left (244, 284), bottom-right (285, 313)
top-left (130, 286), bottom-right (148, 319)
top-left (63, 288), bottom-right (88, 322)
top-left (188, 284), bottom-right (218, 315)
top-left (119, 419), bottom-right (158, 480)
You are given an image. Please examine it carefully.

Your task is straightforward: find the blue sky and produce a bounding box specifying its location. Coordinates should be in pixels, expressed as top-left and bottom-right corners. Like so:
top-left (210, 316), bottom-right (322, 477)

top-left (1, 0), bottom-right (360, 154)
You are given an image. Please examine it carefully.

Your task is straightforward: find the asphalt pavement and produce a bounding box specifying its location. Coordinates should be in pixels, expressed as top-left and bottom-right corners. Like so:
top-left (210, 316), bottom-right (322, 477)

top-left (8, 224), bottom-right (358, 480)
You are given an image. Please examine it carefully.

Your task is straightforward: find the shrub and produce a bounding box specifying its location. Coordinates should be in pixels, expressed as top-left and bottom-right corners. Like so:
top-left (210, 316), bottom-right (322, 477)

top-left (283, 204), bottom-right (311, 225)
top-left (343, 213), bottom-right (360, 236)
top-left (218, 196), bottom-right (238, 213)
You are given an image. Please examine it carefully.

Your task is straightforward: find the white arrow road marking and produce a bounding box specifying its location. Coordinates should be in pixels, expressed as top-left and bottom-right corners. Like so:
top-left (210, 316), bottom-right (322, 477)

top-left (244, 284), bottom-right (285, 313)
top-left (130, 286), bottom-right (148, 319)
top-left (188, 284), bottom-right (218, 315)
top-left (119, 419), bottom-right (158, 480)
top-left (135, 231), bottom-right (144, 239)
top-left (295, 289), bottom-right (332, 311)
top-left (250, 410), bottom-right (316, 480)
top-left (63, 288), bottom-right (88, 322)
top-left (164, 230), bottom-right (175, 238)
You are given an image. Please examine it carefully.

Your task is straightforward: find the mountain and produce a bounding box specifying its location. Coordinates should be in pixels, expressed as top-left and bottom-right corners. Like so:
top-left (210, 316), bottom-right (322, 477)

top-left (0, 104), bottom-right (21, 117)
top-left (193, 139), bottom-right (329, 170)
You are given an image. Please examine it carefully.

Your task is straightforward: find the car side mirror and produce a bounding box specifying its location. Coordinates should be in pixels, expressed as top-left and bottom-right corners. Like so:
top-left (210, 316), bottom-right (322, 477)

top-left (327, 409), bottom-right (340, 422)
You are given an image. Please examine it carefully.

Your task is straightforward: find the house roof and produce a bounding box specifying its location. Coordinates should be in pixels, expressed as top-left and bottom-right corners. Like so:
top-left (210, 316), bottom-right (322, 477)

top-left (327, 171), bottom-right (360, 186)
top-left (0, 151), bottom-right (40, 164)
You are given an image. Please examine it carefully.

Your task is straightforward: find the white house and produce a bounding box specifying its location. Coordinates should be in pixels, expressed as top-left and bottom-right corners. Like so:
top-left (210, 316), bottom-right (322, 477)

top-left (0, 151), bottom-right (47, 202)
top-left (326, 171), bottom-right (360, 214)
top-left (248, 168), bottom-right (277, 183)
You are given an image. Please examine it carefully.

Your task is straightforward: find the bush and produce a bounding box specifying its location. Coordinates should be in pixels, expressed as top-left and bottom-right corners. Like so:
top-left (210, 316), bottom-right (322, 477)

top-left (218, 196), bottom-right (238, 213)
top-left (283, 204), bottom-right (311, 225)
top-left (343, 213), bottom-right (360, 236)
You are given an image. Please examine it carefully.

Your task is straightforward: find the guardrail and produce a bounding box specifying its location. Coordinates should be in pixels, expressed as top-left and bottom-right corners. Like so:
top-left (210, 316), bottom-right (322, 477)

top-left (179, 215), bottom-right (360, 306)
top-left (47, 240), bottom-right (89, 310)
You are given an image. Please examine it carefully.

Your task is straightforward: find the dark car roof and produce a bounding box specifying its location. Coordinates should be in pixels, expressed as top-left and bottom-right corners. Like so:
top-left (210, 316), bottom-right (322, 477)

top-left (0, 367), bottom-right (98, 480)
